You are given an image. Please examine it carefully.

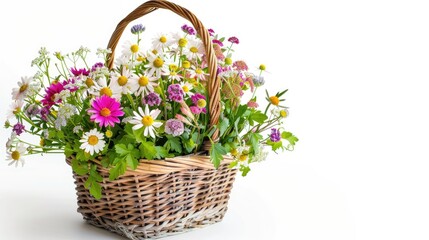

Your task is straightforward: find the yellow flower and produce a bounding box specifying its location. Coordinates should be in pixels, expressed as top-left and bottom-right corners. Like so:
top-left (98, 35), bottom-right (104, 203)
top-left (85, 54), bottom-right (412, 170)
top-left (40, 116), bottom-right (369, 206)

top-left (259, 64), bottom-right (266, 71)
top-left (269, 96), bottom-right (280, 106)
top-left (105, 130), bottom-right (113, 138)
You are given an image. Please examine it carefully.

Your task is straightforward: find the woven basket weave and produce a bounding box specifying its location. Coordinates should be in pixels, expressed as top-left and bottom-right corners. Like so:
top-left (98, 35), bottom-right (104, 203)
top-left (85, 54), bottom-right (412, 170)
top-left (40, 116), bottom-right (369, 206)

top-left (68, 1), bottom-right (238, 239)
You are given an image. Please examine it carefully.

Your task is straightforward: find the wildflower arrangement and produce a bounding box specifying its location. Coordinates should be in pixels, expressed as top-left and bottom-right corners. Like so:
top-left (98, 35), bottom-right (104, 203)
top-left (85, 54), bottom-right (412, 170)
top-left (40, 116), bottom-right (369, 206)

top-left (5, 24), bottom-right (298, 199)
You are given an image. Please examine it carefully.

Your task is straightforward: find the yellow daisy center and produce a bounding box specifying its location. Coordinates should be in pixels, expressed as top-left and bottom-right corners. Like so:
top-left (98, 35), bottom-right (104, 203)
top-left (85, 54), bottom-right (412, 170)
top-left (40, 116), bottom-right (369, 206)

top-left (88, 135), bottom-right (99, 146)
top-left (137, 56), bottom-right (145, 62)
top-left (269, 96), bottom-right (280, 106)
top-left (169, 64), bottom-right (178, 71)
top-left (178, 38), bottom-right (188, 47)
top-left (19, 84), bottom-right (28, 93)
top-left (230, 149), bottom-right (238, 156)
top-left (85, 78), bottom-right (94, 87)
top-left (195, 68), bottom-right (203, 74)
top-left (11, 151), bottom-right (20, 160)
top-left (190, 46), bottom-right (198, 53)
top-left (139, 76), bottom-right (149, 86)
top-left (105, 130), bottom-right (113, 138)
top-left (280, 110), bottom-right (288, 118)
top-left (239, 154), bottom-right (248, 162)
top-left (170, 71), bottom-right (177, 76)
top-left (118, 76), bottom-right (128, 86)
top-left (197, 99), bottom-right (206, 108)
top-left (130, 44), bottom-right (139, 53)
top-left (153, 58), bottom-right (164, 68)
top-left (152, 49), bottom-right (158, 55)
top-left (141, 116), bottom-right (154, 127)
top-left (182, 85), bottom-right (189, 92)
top-left (100, 107), bottom-right (111, 117)
top-left (182, 61), bottom-right (191, 69)
top-left (100, 87), bottom-right (112, 97)
top-left (13, 107), bottom-right (21, 115)
top-left (160, 36), bottom-right (167, 43)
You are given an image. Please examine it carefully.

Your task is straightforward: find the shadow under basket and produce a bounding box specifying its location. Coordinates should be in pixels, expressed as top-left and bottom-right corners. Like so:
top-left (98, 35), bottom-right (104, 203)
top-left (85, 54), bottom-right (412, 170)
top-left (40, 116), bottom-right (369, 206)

top-left (66, 155), bottom-right (237, 239)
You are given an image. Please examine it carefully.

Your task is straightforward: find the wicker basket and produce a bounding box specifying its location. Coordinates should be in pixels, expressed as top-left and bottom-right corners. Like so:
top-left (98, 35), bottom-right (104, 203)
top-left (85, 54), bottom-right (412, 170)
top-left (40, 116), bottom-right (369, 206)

top-left (67, 1), bottom-right (238, 239)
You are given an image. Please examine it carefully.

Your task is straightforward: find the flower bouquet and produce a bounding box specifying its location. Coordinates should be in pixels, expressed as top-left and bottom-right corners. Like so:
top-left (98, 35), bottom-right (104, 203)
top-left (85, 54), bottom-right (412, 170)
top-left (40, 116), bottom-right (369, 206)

top-left (5, 0), bottom-right (298, 238)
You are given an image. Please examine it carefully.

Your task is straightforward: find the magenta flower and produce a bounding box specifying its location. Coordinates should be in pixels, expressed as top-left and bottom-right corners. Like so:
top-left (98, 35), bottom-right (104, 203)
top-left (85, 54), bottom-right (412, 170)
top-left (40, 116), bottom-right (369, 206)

top-left (70, 67), bottom-right (89, 76)
top-left (212, 39), bottom-right (224, 47)
top-left (91, 62), bottom-right (104, 72)
top-left (168, 84), bottom-right (184, 102)
top-left (208, 29), bottom-right (215, 36)
top-left (87, 95), bottom-right (124, 127)
top-left (190, 93), bottom-right (207, 114)
top-left (165, 119), bottom-right (185, 136)
top-left (191, 93), bottom-right (205, 105)
top-left (41, 82), bottom-right (64, 107)
top-left (270, 128), bottom-right (281, 142)
top-left (13, 123), bottom-right (25, 136)
top-left (181, 24), bottom-right (196, 35)
top-left (40, 107), bottom-right (50, 121)
top-left (228, 36), bottom-right (239, 44)
top-left (190, 106), bottom-right (202, 114)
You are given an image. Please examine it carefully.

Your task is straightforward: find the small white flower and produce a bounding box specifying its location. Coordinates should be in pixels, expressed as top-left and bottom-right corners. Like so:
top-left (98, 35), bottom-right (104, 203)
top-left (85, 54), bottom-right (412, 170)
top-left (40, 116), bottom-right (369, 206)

top-left (189, 66), bottom-right (208, 81)
top-left (7, 100), bottom-right (24, 120)
top-left (184, 39), bottom-right (204, 60)
top-left (73, 126), bottom-right (83, 133)
top-left (79, 129), bottom-right (106, 155)
top-left (144, 52), bottom-right (170, 77)
top-left (96, 48), bottom-right (112, 57)
top-left (6, 143), bottom-right (26, 167)
top-left (152, 33), bottom-right (172, 52)
top-left (121, 41), bottom-right (143, 59)
top-left (54, 89), bottom-right (71, 102)
top-left (129, 106), bottom-right (162, 139)
top-left (6, 133), bottom-right (17, 149)
top-left (12, 77), bottom-right (33, 101)
top-left (135, 75), bottom-right (158, 97)
top-left (90, 65), bottom-right (110, 80)
top-left (55, 103), bottom-right (77, 129)
top-left (180, 81), bottom-right (194, 97)
top-left (110, 68), bottom-right (139, 95)
top-left (252, 148), bottom-right (269, 163)
top-left (88, 76), bottom-right (122, 99)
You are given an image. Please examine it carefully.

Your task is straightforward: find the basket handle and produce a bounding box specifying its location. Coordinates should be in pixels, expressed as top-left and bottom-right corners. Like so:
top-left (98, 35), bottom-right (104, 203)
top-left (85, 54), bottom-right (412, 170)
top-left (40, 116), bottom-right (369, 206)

top-left (106, 0), bottom-right (221, 142)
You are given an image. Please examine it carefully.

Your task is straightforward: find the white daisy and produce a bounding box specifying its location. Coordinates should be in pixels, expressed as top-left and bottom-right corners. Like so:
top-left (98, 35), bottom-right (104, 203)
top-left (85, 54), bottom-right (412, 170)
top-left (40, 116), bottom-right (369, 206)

top-left (189, 66), bottom-right (208, 81)
top-left (129, 106), bottom-right (162, 139)
top-left (152, 33), bottom-right (172, 52)
top-left (12, 76), bottom-right (33, 101)
top-left (88, 76), bottom-right (122, 99)
top-left (110, 68), bottom-right (139, 95)
top-left (180, 81), bottom-right (194, 97)
top-left (6, 132), bottom-right (17, 149)
top-left (172, 33), bottom-right (189, 50)
top-left (6, 143), bottom-right (26, 167)
top-left (7, 100), bottom-right (24, 120)
top-left (185, 39), bottom-right (204, 60)
top-left (144, 53), bottom-right (169, 77)
top-left (121, 41), bottom-right (142, 59)
top-left (135, 75), bottom-right (158, 97)
top-left (79, 129), bottom-right (106, 155)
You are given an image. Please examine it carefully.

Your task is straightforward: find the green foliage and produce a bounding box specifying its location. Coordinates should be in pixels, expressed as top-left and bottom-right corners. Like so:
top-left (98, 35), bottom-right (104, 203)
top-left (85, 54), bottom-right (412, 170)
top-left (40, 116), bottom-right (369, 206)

top-left (210, 143), bottom-right (227, 169)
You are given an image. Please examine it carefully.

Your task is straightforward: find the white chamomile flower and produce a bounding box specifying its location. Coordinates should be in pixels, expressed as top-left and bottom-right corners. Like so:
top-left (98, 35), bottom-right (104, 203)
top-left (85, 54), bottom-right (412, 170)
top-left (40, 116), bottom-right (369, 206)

top-left (73, 126), bottom-right (83, 134)
top-left (6, 143), bottom-right (26, 167)
top-left (135, 75), bottom-right (158, 97)
top-left (7, 100), bottom-right (24, 120)
top-left (189, 66), bottom-right (208, 81)
top-left (180, 81), bottom-right (194, 97)
top-left (129, 106), bottom-right (162, 139)
top-left (144, 53), bottom-right (169, 77)
top-left (235, 146), bottom-right (250, 165)
top-left (185, 39), bottom-right (204, 60)
top-left (152, 33), bottom-right (172, 52)
top-left (88, 76), bottom-right (122, 99)
top-left (6, 132), bottom-right (17, 149)
top-left (79, 129), bottom-right (106, 155)
top-left (172, 33), bottom-right (189, 50)
top-left (121, 41), bottom-right (143, 58)
top-left (110, 68), bottom-right (139, 94)
top-left (12, 77), bottom-right (33, 101)
top-left (271, 108), bottom-right (289, 118)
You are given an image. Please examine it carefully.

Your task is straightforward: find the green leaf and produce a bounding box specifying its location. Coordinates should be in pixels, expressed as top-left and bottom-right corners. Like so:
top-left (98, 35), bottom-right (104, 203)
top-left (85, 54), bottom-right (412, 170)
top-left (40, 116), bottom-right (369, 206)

top-left (164, 136), bottom-right (182, 153)
top-left (249, 112), bottom-right (268, 124)
top-left (65, 144), bottom-right (74, 157)
top-left (219, 118), bottom-right (230, 136)
top-left (249, 133), bottom-right (263, 153)
top-left (89, 182), bottom-right (102, 200)
top-left (71, 158), bottom-right (88, 175)
top-left (282, 131), bottom-right (299, 146)
top-left (240, 165), bottom-right (251, 176)
top-left (109, 161), bottom-right (127, 181)
top-left (115, 144), bottom-right (129, 155)
top-left (139, 141), bottom-right (157, 160)
top-left (155, 146), bottom-right (168, 159)
top-left (183, 138), bottom-right (195, 153)
top-left (133, 127), bottom-right (145, 143)
top-left (229, 161), bottom-right (238, 168)
top-left (210, 143), bottom-right (226, 169)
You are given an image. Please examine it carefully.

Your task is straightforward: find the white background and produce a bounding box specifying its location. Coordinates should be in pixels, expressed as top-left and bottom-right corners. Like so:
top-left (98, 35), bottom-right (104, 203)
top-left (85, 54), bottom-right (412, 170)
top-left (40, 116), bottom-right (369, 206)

top-left (1, 0), bottom-right (429, 239)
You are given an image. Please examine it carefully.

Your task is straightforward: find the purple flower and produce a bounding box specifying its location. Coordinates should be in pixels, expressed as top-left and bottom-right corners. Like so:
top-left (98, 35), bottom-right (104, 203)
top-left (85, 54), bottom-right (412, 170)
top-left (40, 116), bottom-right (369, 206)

top-left (190, 106), bottom-right (202, 114)
top-left (131, 24), bottom-right (145, 34)
top-left (208, 29), bottom-right (215, 36)
top-left (181, 24), bottom-right (196, 35)
top-left (190, 93), bottom-right (207, 114)
top-left (40, 107), bottom-right (50, 121)
top-left (168, 84), bottom-right (184, 102)
top-left (212, 39), bottom-right (224, 47)
top-left (70, 67), bottom-right (89, 76)
top-left (91, 62), bottom-right (104, 72)
top-left (270, 128), bottom-right (281, 142)
top-left (228, 36), bottom-right (239, 44)
top-left (143, 92), bottom-right (161, 106)
top-left (26, 104), bottom-right (40, 118)
top-left (13, 123), bottom-right (25, 136)
top-left (165, 119), bottom-right (185, 136)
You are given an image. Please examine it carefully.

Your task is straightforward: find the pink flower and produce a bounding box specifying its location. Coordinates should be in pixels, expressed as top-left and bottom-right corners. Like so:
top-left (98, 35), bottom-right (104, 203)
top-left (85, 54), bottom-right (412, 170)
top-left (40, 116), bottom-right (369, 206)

top-left (212, 39), bottom-right (223, 47)
top-left (190, 106), bottom-right (202, 114)
top-left (175, 114), bottom-right (193, 126)
top-left (228, 36), bottom-right (239, 44)
top-left (247, 101), bottom-right (259, 109)
top-left (213, 44), bottom-right (225, 60)
top-left (87, 95), bottom-right (124, 127)
top-left (41, 82), bottom-right (64, 107)
top-left (233, 60), bottom-right (248, 71)
top-left (70, 67), bottom-right (89, 76)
